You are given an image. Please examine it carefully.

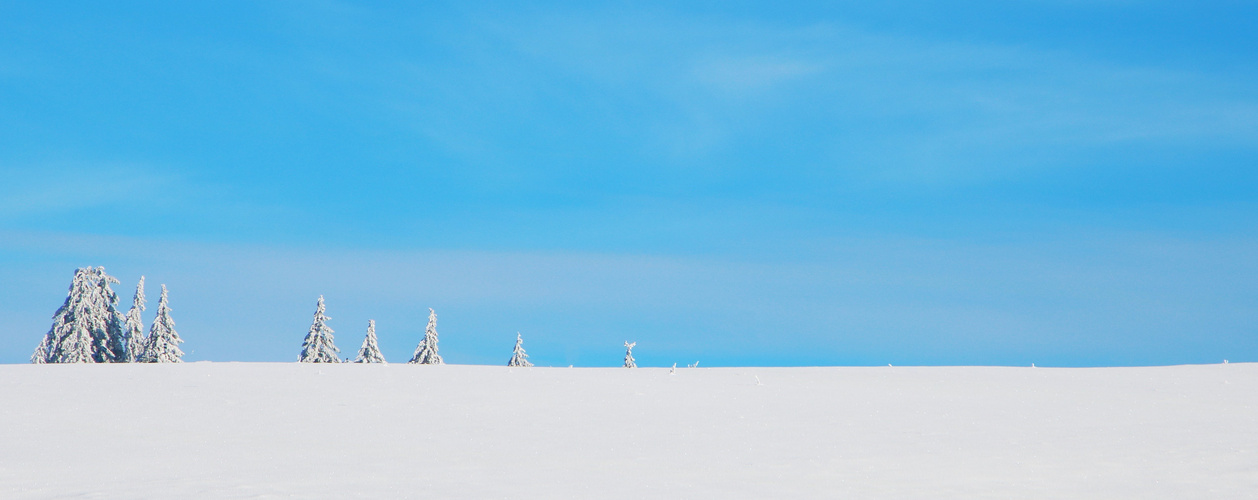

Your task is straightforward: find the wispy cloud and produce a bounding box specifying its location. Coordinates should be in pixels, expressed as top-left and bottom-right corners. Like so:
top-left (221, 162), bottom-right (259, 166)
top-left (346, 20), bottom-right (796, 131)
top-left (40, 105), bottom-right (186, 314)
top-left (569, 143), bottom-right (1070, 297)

top-left (370, 8), bottom-right (1258, 189)
top-left (691, 57), bottom-right (825, 93)
top-left (0, 163), bottom-right (176, 217)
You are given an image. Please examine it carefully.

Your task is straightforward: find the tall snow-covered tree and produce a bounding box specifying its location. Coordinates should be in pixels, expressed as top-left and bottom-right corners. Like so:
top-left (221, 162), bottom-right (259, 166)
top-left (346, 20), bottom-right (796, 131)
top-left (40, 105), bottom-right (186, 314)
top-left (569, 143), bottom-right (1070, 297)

top-left (299, 295), bottom-right (340, 363)
top-left (408, 308), bottom-right (443, 365)
top-left (94, 268), bottom-right (127, 363)
top-left (355, 319), bottom-right (386, 364)
top-left (141, 284), bottom-right (184, 363)
top-left (38, 267), bottom-right (115, 363)
top-left (623, 341), bottom-right (636, 368)
top-left (122, 276), bottom-right (146, 363)
top-left (40, 268), bottom-right (94, 363)
top-left (507, 332), bottom-right (532, 367)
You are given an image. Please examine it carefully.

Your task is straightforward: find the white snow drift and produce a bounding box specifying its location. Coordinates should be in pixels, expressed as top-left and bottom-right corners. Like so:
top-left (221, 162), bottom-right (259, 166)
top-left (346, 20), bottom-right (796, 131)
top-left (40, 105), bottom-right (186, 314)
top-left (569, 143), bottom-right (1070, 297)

top-left (0, 362), bottom-right (1254, 499)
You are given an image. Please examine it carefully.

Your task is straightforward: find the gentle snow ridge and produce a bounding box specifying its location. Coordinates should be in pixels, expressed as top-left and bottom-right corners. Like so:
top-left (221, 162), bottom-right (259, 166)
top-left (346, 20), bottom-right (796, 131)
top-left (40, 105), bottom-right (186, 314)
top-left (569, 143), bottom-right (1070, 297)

top-left (0, 363), bottom-right (1254, 499)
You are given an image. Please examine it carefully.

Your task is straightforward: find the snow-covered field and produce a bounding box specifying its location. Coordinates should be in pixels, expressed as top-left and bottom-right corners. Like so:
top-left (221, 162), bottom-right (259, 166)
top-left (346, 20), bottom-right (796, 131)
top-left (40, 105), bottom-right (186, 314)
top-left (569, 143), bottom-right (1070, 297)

top-left (1, 363), bottom-right (1254, 499)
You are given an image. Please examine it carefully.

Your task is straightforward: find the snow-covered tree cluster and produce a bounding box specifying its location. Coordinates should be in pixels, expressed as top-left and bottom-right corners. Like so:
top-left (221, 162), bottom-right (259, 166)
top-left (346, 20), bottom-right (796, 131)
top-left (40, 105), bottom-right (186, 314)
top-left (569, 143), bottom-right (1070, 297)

top-left (33, 268), bottom-right (183, 364)
top-left (31, 269), bottom-right (650, 368)
top-left (296, 300), bottom-right (445, 365)
top-left (296, 301), bottom-right (545, 367)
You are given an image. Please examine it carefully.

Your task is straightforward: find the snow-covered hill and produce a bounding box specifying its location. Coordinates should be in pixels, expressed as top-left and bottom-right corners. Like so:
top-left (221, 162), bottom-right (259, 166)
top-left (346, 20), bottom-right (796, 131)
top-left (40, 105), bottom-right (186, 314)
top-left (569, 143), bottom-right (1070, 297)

top-left (1, 363), bottom-right (1254, 499)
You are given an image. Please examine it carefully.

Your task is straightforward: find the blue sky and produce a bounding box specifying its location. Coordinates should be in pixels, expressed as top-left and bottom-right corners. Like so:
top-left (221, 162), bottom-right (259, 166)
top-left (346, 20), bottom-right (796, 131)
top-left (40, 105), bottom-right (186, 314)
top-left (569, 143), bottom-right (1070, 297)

top-left (1, 1), bottom-right (1256, 366)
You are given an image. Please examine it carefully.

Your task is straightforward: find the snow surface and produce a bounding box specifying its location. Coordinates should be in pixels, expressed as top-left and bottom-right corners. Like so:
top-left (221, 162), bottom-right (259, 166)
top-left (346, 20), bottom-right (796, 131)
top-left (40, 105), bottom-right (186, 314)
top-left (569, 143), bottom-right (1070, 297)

top-left (0, 363), bottom-right (1254, 499)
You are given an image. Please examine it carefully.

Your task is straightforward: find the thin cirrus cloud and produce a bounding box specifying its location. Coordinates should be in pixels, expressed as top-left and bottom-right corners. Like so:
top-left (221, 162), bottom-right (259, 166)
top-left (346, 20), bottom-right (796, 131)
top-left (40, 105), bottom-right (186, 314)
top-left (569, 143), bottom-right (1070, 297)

top-left (369, 10), bottom-right (1258, 196)
top-left (691, 58), bottom-right (826, 94)
top-left (0, 164), bottom-right (174, 218)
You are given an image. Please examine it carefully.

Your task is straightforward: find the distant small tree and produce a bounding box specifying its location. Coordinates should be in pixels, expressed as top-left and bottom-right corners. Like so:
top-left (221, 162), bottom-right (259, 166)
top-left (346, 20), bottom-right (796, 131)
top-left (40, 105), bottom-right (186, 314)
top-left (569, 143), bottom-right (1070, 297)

top-left (122, 276), bottom-right (147, 362)
top-left (355, 319), bottom-right (386, 364)
top-left (623, 341), bottom-right (636, 368)
top-left (408, 308), bottom-right (443, 365)
top-left (507, 332), bottom-right (532, 367)
top-left (140, 284), bottom-right (184, 363)
top-left (299, 296), bottom-right (340, 363)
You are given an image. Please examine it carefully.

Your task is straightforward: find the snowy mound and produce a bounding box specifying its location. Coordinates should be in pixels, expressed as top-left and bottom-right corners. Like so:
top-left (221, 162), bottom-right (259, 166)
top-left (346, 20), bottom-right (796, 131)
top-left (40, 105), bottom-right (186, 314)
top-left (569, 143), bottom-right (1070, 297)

top-left (1, 363), bottom-right (1254, 499)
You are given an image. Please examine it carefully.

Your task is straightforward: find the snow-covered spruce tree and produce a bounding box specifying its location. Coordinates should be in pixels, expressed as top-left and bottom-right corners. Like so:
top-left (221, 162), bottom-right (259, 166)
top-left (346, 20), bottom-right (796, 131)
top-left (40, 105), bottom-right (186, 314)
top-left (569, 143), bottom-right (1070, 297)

top-left (355, 319), bottom-right (386, 364)
top-left (507, 332), bottom-right (532, 367)
top-left (93, 267), bottom-right (127, 363)
top-left (122, 276), bottom-right (146, 363)
top-left (39, 268), bottom-right (91, 363)
top-left (408, 308), bottom-right (443, 365)
top-left (38, 267), bottom-right (103, 363)
top-left (299, 295), bottom-right (340, 363)
top-left (623, 341), bottom-right (636, 368)
top-left (141, 284), bottom-right (184, 363)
